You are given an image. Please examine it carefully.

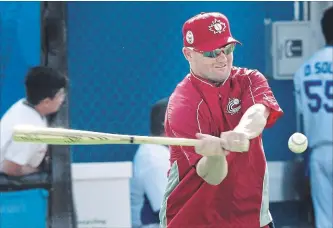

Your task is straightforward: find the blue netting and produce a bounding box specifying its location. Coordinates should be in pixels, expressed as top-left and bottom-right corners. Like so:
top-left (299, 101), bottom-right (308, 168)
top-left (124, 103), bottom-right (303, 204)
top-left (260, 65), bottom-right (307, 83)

top-left (0, 2), bottom-right (41, 116)
top-left (67, 2), bottom-right (296, 162)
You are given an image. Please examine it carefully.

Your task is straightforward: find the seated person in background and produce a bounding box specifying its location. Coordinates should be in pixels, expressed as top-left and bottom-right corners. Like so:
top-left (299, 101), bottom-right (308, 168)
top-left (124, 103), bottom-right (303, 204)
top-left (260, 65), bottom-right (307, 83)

top-left (131, 98), bottom-right (170, 228)
top-left (0, 66), bottom-right (68, 176)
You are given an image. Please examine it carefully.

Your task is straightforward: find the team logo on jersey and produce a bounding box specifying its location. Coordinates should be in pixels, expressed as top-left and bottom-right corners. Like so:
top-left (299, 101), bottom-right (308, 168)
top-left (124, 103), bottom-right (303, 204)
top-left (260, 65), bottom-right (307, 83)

top-left (227, 98), bottom-right (241, 115)
top-left (209, 19), bottom-right (226, 34)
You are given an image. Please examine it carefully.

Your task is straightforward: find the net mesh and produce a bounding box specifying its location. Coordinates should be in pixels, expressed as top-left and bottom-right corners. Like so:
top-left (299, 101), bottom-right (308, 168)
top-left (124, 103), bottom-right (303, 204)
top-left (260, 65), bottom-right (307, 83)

top-left (67, 2), bottom-right (297, 162)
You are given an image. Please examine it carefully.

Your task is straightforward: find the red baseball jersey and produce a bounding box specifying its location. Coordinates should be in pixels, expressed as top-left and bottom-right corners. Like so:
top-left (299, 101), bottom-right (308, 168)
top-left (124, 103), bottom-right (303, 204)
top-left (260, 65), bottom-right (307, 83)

top-left (159, 67), bottom-right (283, 228)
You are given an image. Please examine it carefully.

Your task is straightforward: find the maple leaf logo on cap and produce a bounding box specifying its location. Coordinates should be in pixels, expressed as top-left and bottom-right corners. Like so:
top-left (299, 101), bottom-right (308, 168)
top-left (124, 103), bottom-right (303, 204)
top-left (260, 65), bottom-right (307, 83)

top-left (208, 19), bottom-right (226, 34)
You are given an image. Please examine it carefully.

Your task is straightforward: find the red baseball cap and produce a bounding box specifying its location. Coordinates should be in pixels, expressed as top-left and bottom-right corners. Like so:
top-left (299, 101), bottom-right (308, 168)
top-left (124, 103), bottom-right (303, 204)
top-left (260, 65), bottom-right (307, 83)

top-left (182, 12), bottom-right (241, 52)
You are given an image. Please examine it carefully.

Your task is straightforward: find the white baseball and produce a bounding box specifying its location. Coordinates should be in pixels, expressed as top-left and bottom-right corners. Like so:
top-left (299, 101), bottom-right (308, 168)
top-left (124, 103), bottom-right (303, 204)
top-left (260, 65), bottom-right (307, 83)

top-left (288, 132), bottom-right (308, 153)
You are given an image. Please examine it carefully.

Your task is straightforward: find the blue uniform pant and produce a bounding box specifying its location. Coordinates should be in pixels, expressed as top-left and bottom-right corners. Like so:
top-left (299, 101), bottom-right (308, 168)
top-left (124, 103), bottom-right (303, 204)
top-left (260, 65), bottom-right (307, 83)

top-left (310, 145), bottom-right (333, 228)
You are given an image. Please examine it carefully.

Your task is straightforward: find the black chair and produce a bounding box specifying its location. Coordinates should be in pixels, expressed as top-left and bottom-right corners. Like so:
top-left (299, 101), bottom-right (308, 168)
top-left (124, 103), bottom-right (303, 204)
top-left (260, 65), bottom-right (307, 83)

top-left (0, 172), bottom-right (51, 192)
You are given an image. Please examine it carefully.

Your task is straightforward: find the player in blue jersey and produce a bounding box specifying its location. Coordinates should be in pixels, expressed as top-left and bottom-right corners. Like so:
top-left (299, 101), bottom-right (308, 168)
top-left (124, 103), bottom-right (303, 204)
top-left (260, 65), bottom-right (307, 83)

top-left (293, 6), bottom-right (333, 228)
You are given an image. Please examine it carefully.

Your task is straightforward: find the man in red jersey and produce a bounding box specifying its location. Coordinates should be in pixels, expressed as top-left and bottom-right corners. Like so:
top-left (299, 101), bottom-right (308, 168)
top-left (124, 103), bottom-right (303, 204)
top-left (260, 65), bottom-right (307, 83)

top-left (159, 12), bottom-right (283, 228)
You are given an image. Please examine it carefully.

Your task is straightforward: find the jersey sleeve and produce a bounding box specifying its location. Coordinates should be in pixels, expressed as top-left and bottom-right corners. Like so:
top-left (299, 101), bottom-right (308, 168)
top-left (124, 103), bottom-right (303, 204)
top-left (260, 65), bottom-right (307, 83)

top-left (165, 98), bottom-right (210, 167)
top-left (2, 113), bottom-right (47, 168)
top-left (241, 71), bottom-right (284, 128)
top-left (4, 141), bottom-right (40, 167)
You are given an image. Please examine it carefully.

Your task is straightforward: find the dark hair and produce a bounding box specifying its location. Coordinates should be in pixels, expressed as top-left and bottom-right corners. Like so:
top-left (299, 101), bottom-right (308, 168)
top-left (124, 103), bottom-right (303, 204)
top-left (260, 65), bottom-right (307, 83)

top-left (150, 97), bottom-right (169, 136)
top-left (321, 6), bottom-right (333, 45)
top-left (25, 66), bottom-right (68, 105)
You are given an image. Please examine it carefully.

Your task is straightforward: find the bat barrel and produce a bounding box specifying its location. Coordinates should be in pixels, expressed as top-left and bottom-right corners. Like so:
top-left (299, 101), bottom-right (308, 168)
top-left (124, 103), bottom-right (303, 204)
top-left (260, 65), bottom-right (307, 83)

top-left (12, 125), bottom-right (200, 147)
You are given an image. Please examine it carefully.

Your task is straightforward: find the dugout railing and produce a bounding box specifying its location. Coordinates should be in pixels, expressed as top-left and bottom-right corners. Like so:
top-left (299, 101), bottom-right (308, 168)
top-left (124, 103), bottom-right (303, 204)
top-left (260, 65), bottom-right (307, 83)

top-left (42, 2), bottom-right (77, 228)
